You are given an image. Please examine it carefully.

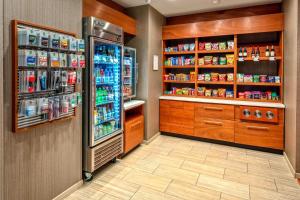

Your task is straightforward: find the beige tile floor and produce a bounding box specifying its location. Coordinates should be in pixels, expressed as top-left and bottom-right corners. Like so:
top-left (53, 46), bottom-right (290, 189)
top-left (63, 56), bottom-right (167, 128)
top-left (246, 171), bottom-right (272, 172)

top-left (64, 135), bottom-right (300, 200)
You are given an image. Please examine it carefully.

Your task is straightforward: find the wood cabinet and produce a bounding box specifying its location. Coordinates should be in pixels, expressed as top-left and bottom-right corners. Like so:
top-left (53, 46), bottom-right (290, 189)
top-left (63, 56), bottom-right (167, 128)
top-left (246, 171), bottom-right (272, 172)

top-left (160, 100), bottom-right (194, 136)
top-left (124, 103), bottom-right (144, 154)
top-left (160, 99), bottom-right (284, 150)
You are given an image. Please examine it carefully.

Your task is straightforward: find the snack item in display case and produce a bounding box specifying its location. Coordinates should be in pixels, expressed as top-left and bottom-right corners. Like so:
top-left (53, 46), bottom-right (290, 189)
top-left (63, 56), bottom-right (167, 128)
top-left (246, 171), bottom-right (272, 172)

top-left (211, 43), bottom-right (219, 50)
top-left (245, 91), bottom-right (252, 99)
top-left (272, 92), bottom-right (279, 100)
top-left (219, 56), bottom-right (226, 65)
top-left (68, 71), bottom-right (77, 85)
top-left (36, 70), bottom-right (47, 91)
top-left (205, 43), bottom-right (212, 51)
top-left (204, 73), bottom-right (211, 81)
top-left (244, 75), bottom-right (253, 83)
top-left (227, 73), bottom-right (234, 82)
top-left (226, 54), bottom-right (234, 65)
top-left (190, 72), bottom-right (195, 81)
top-left (197, 87), bottom-right (205, 96)
top-left (69, 54), bottom-right (78, 68)
top-left (261, 92), bottom-right (268, 100)
top-left (275, 76), bottom-right (280, 83)
top-left (59, 53), bottom-right (67, 68)
top-left (49, 52), bottom-right (60, 67)
top-left (253, 91), bottom-right (261, 99)
top-left (53, 97), bottom-right (60, 119)
top-left (61, 71), bottom-right (68, 87)
top-left (219, 74), bottom-right (227, 82)
top-left (18, 28), bottom-right (38, 46)
top-left (238, 92), bottom-right (245, 99)
top-left (60, 35), bottom-right (69, 50)
top-left (268, 76), bottom-right (275, 83)
top-left (212, 89), bottom-right (218, 97)
top-left (77, 39), bottom-right (85, 52)
top-left (199, 42), bottom-right (205, 50)
top-left (237, 73), bottom-right (244, 82)
top-left (50, 32), bottom-right (60, 49)
top-left (198, 74), bottom-right (205, 81)
top-left (183, 44), bottom-right (189, 51)
top-left (253, 75), bottom-right (260, 83)
top-left (69, 37), bottom-right (78, 52)
top-left (76, 70), bottom-right (82, 84)
top-left (38, 30), bottom-right (50, 48)
top-left (36, 51), bottom-right (48, 67)
top-left (18, 49), bottom-right (37, 67)
top-left (212, 57), bottom-right (219, 65)
top-left (226, 90), bottom-right (234, 98)
top-left (219, 42), bottom-right (226, 50)
top-left (259, 75), bottom-right (267, 82)
top-left (205, 89), bottom-right (212, 97)
top-left (198, 58), bottom-right (204, 65)
top-left (189, 43), bottom-right (195, 51)
top-left (78, 55), bottom-right (86, 68)
top-left (218, 88), bottom-right (226, 97)
top-left (204, 56), bottom-right (213, 65)
top-left (227, 41), bottom-right (234, 49)
top-left (211, 73), bottom-right (219, 82)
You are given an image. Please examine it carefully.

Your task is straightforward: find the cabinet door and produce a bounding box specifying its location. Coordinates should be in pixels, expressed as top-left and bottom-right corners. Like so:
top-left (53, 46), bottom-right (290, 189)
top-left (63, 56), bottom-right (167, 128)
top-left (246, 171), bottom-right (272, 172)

top-left (160, 100), bottom-right (194, 136)
top-left (194, 119), bottom-right (234, 142)
top-left (124, 115), bottom-right (144, 153)
top-left (235, 121), bottom-right (283, 150)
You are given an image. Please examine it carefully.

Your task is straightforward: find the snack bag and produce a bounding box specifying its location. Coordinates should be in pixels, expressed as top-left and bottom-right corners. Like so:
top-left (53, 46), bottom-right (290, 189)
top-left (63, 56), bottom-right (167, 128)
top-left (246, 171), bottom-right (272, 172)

top-left (226, 54), bottom-right (234, 65)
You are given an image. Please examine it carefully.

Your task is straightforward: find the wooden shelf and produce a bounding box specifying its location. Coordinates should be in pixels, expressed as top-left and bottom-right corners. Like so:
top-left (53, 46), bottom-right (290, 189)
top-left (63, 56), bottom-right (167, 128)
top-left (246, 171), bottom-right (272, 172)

top-left (236, 98), bottom-right (281, 103)
top-left (237, 56), bottom-right (282, 61)
top-left (196, 96), bottom-right (234, 100)
top-left (164, 80), bottom-right (195, 84)
top-left (198, 49), bottom-right (234, 54)
top-left (237, 82), bottom-right (281, 86)
top-left (163, 65), bottom-right (195, 69)
top-left (164, 51), bottom-right (196, 55)
top-left (197, 81), bottom-right (234, 85)
top-left (163, 94), bottom-right (196, 97)
top-left (197, 65), bottom-right (234, 69)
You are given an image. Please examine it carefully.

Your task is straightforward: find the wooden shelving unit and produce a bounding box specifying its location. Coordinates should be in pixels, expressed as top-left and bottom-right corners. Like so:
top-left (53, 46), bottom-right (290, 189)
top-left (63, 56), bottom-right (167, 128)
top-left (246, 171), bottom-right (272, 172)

top-left (162, 31), bottom-right (284, 103)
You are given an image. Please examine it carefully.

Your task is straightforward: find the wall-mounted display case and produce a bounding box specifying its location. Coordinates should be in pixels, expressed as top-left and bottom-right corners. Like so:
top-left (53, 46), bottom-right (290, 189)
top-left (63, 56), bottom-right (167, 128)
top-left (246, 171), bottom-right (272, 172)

top-left (12, 20), bottom-right (84, 132)
top-left (123, 47), bottom-right (137, 100)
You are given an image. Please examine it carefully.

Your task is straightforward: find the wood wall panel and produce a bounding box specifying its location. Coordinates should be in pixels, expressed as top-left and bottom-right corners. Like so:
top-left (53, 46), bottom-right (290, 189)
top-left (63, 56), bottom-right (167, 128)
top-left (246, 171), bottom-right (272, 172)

top-left (166, 3), bottom-right (282, 25)
top-left (3, 0), bottom-right (82, 199)
top-left (96, 0), bottom-right (125, 13)
top-left (83, 0), bottom-right (136, 35)
top-left (163, 13), bottom-right (284, 39)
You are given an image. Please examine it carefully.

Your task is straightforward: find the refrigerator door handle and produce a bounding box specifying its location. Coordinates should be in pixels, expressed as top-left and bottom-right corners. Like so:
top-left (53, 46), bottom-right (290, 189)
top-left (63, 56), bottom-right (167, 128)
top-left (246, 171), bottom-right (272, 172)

top-left (135, 63), bottom-right (139, 84)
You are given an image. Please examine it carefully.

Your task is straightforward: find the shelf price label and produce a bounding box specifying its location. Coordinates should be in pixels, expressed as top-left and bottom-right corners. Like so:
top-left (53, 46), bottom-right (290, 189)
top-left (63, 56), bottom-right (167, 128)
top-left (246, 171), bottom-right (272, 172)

top-left (269, 57), bottom-right (276, 61)
top-left (238, 57), bottom-right (244, 62)
top-left (253, 57), bottom-right (260, 62)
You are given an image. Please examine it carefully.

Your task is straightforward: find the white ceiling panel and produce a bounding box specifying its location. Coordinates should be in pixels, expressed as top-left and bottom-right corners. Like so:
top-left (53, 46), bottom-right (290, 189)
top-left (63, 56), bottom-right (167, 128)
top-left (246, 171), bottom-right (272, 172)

top-left (112, 0), bottom-right (281, 17)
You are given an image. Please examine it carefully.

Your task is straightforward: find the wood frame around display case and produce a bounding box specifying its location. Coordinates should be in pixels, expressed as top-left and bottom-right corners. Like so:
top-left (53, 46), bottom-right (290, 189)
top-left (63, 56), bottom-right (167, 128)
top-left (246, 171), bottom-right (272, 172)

top-left (12, 20), bottom-right (84, 133)
top-left (162, 14), bottom-right (284, 103)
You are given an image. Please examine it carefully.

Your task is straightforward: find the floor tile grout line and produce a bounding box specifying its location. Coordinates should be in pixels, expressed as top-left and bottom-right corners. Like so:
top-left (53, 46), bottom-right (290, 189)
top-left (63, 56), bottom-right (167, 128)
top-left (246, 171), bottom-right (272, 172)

top-left (129, 185), bottom-right (142, 200)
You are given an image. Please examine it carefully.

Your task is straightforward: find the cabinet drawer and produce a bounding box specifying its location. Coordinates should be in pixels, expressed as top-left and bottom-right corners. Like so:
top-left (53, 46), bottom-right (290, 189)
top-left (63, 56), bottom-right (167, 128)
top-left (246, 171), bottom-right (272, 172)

top-left (124, 115), bottom-right (144, 153)
top-left (194, 119), bottom-right (234, 142)
top-left (160, 100), bottom-right (194, 110)
top-left (160, 123), bottom-right (194, 136)
top-left (195, 103), bottom-right (234, 121)
top-left (235, 121), bottom-right (283, 150)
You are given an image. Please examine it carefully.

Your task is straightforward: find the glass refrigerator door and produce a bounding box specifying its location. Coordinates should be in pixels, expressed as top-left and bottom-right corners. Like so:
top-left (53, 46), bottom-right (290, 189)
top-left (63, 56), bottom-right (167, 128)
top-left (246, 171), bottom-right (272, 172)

top-left (90, 38), bottom-right (123, 146)
top-left (123, 47), bottom-right (136, 99)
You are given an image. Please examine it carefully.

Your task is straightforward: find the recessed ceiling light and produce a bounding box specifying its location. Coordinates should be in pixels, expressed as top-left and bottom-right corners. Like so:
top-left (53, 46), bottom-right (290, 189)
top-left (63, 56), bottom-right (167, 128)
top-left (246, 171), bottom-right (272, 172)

top-left (212, 0), bottom-right (220, 4)
top-left (145, 0), bottom-right (151, 4)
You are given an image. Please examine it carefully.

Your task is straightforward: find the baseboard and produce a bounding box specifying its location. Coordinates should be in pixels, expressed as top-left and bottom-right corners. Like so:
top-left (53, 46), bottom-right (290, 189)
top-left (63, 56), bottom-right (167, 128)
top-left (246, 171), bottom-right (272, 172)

top-left (283, 152), bottom-right (297, 178)
top-left (52, 180), bottom-right (83, 200)
top-left (143, 132), bottom-right (161, 145)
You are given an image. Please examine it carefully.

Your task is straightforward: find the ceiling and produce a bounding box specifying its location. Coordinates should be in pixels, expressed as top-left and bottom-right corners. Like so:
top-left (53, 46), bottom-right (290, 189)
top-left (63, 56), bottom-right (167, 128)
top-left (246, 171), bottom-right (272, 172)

top-left (112, 0), bottom-right (282, 17)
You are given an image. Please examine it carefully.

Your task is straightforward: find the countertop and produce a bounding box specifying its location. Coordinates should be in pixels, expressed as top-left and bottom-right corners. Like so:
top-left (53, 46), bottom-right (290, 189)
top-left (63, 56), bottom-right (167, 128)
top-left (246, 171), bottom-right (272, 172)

top-left (159, 96), bottom-right (285, 108)
top-left (124, 100), bottom-right (146, 111)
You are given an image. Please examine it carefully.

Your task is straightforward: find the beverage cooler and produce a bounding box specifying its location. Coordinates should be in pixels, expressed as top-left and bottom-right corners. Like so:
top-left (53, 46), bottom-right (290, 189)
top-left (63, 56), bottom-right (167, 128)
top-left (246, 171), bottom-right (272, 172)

top-left (123, 47), bottom-right (137, 100)
top-left (83, 17), bottom-right (123, 178)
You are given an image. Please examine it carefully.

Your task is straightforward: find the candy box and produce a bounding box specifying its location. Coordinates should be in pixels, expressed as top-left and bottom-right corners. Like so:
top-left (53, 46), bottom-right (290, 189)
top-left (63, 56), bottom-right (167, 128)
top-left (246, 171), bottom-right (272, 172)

top-left (77, 39), bottom-right (85, 52)
top-left (189, 43), bottom-right (195, 51)
top-left (204, 56), bottom-right (213, 65)
top-left (226, 91), bottom-right (234, 98)
top-left (38, 30), bottom-right (50, 48)
top-left (49, 52), bottom-right (60, 67)
top-left (253, 75), bottom-right (260, 83)
top-left (259, 75), bottom-right (267, 82)
top-left (245, 91), bottom-right (252, 99)
top-left (36, 51), bottom-right (48, 67)
top-left (227, 40), bottom-right (234, 49)
top-left (212, 89), bottom-right (218, 97)
top-left (226, 54), bottom-right (234, 65)
top-left (199, 42), bottom-right (205, 50)
top-left (204, 73), bottom-right (211, 81)
top-left (244, 75), bottom-right (253, 82)
top-left (50, 32), bottom-right (60, 49)
top-left (219, 74), bottom-right (227, 81)
top-left (238, 92), bottom-right (245, 99)
top-left (268, 76), bottom-right (275, 83)
top-left (227, 73), bottom-right (234, 82)
top-left (198, 74), bottom-right (205, 81)
top-left (211, 73), bottom-right (219, 82)
top-left (212, 57), bottom-right (219, 65)
top-left (205, 42), bottom-right (212, 51)
top-left (219, 42), bottom-right (226, 50)
top-left (275, 76), bottom-right (280, 83)
top-left (211, 43), bottom-right (219, 50)
top-left (198, 58), bottom-right (204, 65)
top-left (60, 35), bottom-right (69, 50)
top-left (205, 89), bottom-right (212, 97)
top-left (197, 87), bottom-right (205, 96)
top-left (219, 56), bottom-right (227, 65)
top-left (252, 91), bottom-right (261, 99)
top-left (183, 44), bottom-right (189, 51)
top-left (237, 73), bottom-right (244, 82)
top-left (218, 88), bottom-right (226, 97)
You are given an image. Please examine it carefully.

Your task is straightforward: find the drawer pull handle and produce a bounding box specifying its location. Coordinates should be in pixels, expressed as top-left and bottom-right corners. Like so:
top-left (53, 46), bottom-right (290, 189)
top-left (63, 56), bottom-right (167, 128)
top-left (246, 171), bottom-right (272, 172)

top-left (204, 120), bottom-right (223, 126)
top-left (204, 107), bottom-right (223, 111)
top-left (247, 126), bottom-right (269, 131)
